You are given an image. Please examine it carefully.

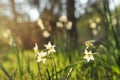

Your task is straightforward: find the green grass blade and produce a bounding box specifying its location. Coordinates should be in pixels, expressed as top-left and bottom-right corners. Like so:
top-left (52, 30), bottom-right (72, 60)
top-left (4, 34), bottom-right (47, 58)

top-left (65, 67), bottom-right (73, 80)
top-left (46, 68), bottom-right (51, 80)
top-left (11, 67), bottom-right (18, 80)
top-left (0, 64), bottom-right (11, 78)
top-left (57, 59), bottom-right (85, 74)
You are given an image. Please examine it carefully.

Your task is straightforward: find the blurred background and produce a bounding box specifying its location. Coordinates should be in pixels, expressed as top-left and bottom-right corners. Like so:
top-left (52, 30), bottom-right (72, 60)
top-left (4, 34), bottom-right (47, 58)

top-left (0, 0), bottom-right (120, 79)
top-left (0, 0), bottom-right (120, 50)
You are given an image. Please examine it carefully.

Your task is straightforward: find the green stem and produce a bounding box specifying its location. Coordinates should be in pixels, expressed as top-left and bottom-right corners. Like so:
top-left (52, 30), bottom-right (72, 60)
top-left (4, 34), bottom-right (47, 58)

top-left (52, 59), bottom-right (58, 80)
top-left (65, 67), bottom-right (73, 80)
top-left (46, 68), bottom-right (51, 80)
top-left (101, 60), bottom-right (107, 80)
top-left (51, 65), bottom-right (54, 80)
top-left (8, 25), bottom-right (23, 80)
top-left (97, 54), bottom-right (107, 80)
top-left (37, 62), bottom-right (42, 80)
top-left (57, 60), bottom-right (85, 74)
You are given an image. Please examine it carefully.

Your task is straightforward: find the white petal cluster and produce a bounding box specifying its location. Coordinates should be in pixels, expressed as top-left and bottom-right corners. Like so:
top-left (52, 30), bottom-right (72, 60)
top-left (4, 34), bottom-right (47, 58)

top-left (84, 40), bottom-right (96, 62)
top-left (33, 43), bottom-right (39, 53)
top-left (42, 30), bottom-right (50, 38)
top-left (33, 41), bottom-right (56, 64)
top-left (44, 41), bottom-right (56, 54)
top-left (83, 50), bottom-right (94, 62)
top-left (36, 51), bottom-right (47, 64)
top-left (37, 19), bottom-right (45, 30)
top-left (59, 15), bottom-right (68, 23)
top-left (56, 15), bottom-right (73, 30)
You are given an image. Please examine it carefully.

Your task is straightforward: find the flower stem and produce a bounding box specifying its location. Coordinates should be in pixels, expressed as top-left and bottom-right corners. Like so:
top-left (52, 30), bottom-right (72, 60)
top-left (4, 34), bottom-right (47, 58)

top-left (52, 59), bottom-right (58, 80)
top-left (65, 67), bottom-right (73, 80)
top-left (37, 62), bottom-right (42, 80)
top-left (46, 68), bottom-right (51, 80)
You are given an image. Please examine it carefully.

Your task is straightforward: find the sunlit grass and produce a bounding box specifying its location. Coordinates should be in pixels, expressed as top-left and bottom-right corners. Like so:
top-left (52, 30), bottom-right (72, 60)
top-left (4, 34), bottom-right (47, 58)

top-left (0, 43), bottom-right (120, 80)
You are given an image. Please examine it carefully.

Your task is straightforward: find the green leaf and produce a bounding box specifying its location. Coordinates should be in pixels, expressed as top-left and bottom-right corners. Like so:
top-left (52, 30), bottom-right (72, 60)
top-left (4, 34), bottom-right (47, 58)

top-left (111, 66), bottom-right (120, 74)
top-left (57, 59), bottom-right (85, 74)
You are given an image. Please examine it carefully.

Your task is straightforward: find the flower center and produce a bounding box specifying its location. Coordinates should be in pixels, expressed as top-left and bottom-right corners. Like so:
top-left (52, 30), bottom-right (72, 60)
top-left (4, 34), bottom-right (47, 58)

top-left (48, 47), bottom-right (52, 50)
top-left (87, 53), bottom-right (92, 57)
top-left (85, 41), bottom-right (92, 47)
top-left (34, 50), bottom-right (39, 53)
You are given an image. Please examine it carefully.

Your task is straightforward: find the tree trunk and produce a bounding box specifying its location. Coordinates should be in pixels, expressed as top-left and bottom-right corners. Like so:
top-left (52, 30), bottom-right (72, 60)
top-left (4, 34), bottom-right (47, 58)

top-left (67, 0), bottom-right (78, 49)
top-left (11, 0), bottom-right (17, 24)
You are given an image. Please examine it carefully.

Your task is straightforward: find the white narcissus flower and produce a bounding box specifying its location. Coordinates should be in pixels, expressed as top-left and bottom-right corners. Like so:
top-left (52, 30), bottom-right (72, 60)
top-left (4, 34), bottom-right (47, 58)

top-left (92, 29), bottom-right (98, 36)
top-left (37, 51), bottom-right (47, 64)
top-left (37, 19), bottom-right (45, 30)
top-left (95, 17), bottom-right (101, 23)
top-left (59, 15), bottom-right (68, 23)
top-left (56, 21), bottom-right (63, 28)
top-left (90, 22), bottom-right (96, 29)
top-left (65, 21), bottom-right (73, 30)
top-left (85, 41), bottom-right (93, 48)
top-left (9, 38), bottom-right (16, 46)
top-left (33, 43), bottom-right (39, 53)
top-left (83, 50), bottom-right (94, 62)
top-left (44, 41), bottom-right (56, 54)
top-left (3, 29), bottom-right (11, 38)
top-left (42, 30), bottom-right (50, 38)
